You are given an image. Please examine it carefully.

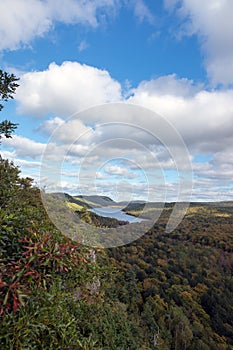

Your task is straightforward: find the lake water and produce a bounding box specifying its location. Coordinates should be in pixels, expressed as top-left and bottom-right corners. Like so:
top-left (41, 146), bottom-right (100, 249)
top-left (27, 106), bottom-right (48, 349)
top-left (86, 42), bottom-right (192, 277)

top-left (90, 206), bottom-right (144, 223)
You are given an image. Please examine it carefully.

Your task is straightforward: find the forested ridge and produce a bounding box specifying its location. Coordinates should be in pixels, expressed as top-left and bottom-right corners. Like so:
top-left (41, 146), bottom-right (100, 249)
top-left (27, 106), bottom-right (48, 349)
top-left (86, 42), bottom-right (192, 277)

top-left (0, 157), bottom-right (233, 349)
top-left (107, 205), bottom-right (233, 349)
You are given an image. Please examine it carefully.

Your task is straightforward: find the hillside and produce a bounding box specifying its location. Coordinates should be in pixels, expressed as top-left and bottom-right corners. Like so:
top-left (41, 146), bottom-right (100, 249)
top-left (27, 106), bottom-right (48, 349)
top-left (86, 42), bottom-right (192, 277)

top-left (77, 195), bottom-right (116, 207)
top-left (106, 205), bottom-right (233, 349)
top-left (52, 192), bottom-right (116, 208)
top-left (1, 157), bottom-right (233, 349)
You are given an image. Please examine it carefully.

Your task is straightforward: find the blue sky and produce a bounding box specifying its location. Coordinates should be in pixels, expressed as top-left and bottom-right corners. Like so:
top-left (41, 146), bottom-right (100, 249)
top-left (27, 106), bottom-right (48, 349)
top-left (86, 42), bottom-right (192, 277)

top-left (1, 0), bottom-right (233, 202)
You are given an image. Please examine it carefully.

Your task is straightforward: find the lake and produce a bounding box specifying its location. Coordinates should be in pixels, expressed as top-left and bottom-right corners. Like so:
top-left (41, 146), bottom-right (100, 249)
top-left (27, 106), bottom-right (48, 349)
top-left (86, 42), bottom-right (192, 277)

top-left (90, 206), bottom-right (144, 223)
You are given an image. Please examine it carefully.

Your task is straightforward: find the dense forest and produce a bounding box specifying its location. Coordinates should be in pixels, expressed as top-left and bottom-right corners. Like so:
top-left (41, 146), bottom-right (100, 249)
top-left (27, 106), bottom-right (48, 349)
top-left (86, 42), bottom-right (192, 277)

top-left (107, 205), bottom-right (233, 349)
top-left (1, 156), bottom-right (233, 349)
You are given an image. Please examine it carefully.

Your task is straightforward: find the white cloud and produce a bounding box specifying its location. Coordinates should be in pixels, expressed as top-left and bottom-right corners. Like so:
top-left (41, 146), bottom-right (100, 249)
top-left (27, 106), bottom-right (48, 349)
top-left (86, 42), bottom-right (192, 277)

top-left (2, 135), bottom-right (46, 159)
top-left (134, 74), bottom-right (202, 97)
top-left (0, 0), bottom-right (155, 52)
top-left (46, 0), bottom-right (118, 26)
top-left (23, 71), bottom-right (232, 201)
top-left (96, 171), bottom-right (106, 179)
top-left (129, 0), bottom-right (154, 24)
top-left (104, 164), bottom-right (138, 178)
top-left (16, 61), bottom-right (122, 117)
top-left (0, 0), bottom-right (119, 51)
top-left (7, 61), bottom-right (233, 201)
top-left (38, 101), bottom-right (192, 203)
top-left (37, 117), bottom-right (65, 135)
top-left (0, 0), bottom-right (50, 51)
top-left (129, 75), bottom-right (233, 153)
top-left (38, 117), bottom-right (93, 145)
top-left (164, 0), bottom-right (233, 85)
top-left (78, 40), bottom-right (89, 52)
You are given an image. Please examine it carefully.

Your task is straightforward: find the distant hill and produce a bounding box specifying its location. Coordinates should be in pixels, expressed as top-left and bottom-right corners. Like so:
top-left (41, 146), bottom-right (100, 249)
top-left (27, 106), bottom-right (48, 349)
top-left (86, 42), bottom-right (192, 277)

top-left (51, 193), bottom-right (116, 208)
top-left (78, 195), bottom-right (116, 207)
top-left (118, 200), bottom-right (146, 207)
top-left (51, 192), bottom-right (92, 208)
top-left (75, 195), bottom-right (116, 207)
top-left (50, 193), bottom-right (233, 210)
top-left (207, 201), bottom-right (233, 207)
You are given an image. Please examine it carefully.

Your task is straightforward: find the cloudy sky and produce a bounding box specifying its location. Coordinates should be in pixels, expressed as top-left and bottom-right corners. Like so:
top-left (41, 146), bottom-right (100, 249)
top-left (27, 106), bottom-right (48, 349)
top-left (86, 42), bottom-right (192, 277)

top-left (1, 0), bottom-right (233, 202)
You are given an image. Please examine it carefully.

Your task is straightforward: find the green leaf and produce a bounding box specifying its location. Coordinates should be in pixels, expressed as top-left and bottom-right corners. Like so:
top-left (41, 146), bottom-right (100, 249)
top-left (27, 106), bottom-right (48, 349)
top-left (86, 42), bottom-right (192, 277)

top-left (3, 290), bottom-right (9, 305)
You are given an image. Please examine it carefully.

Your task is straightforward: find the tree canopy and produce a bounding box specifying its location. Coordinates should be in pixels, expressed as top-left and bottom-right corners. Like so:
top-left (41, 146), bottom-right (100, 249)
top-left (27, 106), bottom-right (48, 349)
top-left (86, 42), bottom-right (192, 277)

top-left (0, 69), bottom-right (19, 142)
